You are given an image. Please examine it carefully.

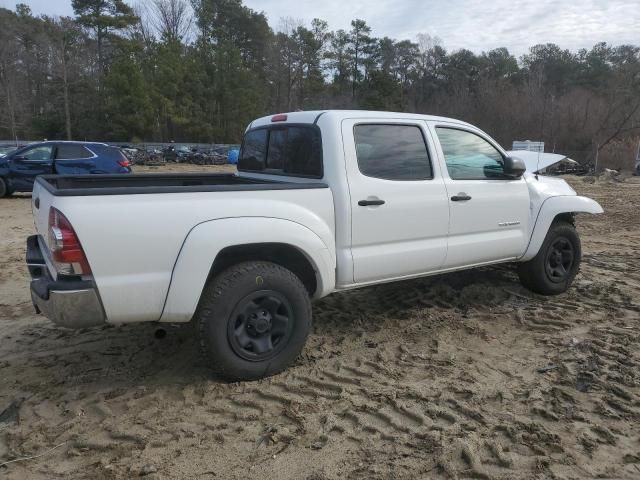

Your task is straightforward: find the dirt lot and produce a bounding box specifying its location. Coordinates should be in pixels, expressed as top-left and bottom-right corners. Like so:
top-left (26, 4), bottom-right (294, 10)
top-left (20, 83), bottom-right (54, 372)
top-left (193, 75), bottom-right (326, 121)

top-left (1, 167), bottom-right (639, 479)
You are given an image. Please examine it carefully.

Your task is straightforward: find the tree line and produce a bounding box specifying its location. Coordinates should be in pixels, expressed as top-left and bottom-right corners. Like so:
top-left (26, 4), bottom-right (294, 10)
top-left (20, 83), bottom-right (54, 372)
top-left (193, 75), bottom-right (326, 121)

top-left (1, 0), bottom-right (639, 168)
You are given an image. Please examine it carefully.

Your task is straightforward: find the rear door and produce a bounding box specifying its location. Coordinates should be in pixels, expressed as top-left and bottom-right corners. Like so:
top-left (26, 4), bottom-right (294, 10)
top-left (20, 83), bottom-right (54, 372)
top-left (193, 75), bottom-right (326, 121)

top-left (342, 119), bottom-right (450, 284)
top-left (9, 144), bottom-right (54, 189)
top-left (429, 123), bottom-right (530, 268)
top-left (53, 143), bottom-right (97, 174)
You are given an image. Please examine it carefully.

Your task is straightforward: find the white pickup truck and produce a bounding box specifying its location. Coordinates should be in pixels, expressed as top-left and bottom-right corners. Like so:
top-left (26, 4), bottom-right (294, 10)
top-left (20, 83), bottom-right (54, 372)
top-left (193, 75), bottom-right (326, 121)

top-left (26, 111), bottom-right (603, 380)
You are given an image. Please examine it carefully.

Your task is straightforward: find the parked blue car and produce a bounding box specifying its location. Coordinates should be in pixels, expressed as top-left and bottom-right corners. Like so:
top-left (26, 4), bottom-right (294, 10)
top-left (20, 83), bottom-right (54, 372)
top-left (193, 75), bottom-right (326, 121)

top-left (0, 141), bottom-right (131, 196)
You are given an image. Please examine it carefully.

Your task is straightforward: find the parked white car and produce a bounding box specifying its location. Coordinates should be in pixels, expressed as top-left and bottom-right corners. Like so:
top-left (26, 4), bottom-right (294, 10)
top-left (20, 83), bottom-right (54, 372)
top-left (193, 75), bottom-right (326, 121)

top-left (27, 111), bottom-right (603, 380)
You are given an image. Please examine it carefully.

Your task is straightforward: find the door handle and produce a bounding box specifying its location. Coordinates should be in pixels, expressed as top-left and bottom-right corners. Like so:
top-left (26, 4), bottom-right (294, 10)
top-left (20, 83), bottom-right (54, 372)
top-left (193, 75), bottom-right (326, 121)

top-left (451, 194), bottom-right (472, 202)
top-left (358, 199), bottom-right (385, 206)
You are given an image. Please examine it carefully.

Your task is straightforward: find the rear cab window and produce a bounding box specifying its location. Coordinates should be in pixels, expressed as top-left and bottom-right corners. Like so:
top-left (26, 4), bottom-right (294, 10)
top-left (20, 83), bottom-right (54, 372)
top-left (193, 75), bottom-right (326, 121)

top-left (239, 125), bottom-right (323, 178)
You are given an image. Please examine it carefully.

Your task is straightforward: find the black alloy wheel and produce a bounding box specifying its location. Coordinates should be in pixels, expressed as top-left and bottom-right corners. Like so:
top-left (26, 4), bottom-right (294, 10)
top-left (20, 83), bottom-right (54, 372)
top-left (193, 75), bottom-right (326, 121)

top-left (544, 237), bottom-right (575, 283)
top-left (228, 290), bottom-right (293, 361)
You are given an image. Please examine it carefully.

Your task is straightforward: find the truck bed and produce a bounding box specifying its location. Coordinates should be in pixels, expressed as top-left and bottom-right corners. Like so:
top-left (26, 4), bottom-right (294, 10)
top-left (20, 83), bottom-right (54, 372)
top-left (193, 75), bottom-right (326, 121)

top-left (36, 173), bottom-right (328, 196)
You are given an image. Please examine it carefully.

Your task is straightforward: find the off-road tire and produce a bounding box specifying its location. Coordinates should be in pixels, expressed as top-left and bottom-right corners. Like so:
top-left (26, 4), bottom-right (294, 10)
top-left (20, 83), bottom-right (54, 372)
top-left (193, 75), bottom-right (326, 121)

top-left (518, 220), bottom-right (581, 295)
top-left (196, 261), bottom-right (312, 381)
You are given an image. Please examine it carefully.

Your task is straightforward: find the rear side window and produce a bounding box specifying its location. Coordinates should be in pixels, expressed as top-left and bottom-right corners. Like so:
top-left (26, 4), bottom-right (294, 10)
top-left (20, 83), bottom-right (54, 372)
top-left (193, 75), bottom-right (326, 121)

top-left (354, 124), bottom-right (432, 180)
top-left (55, 144), bottom-right (94, 160)
top-left (239, 126), bottom-right (323, 178)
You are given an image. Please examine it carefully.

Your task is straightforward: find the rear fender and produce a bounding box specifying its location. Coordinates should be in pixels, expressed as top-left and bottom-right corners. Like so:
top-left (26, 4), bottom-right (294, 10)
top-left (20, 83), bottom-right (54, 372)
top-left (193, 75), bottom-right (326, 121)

top-left (520, 195), bottom-right (603, 261)
top-left (160, 217), bottom-right (335, 323)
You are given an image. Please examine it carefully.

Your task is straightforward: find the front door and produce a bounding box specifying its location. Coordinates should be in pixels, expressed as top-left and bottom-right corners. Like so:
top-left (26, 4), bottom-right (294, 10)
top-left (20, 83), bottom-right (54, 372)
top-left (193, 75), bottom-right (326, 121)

top-left (430, 123), bottom-right (530, 268)
top-left (342, 119), bottom-right (450, 284)
top-left (9, 145), bottom-right (54, 190)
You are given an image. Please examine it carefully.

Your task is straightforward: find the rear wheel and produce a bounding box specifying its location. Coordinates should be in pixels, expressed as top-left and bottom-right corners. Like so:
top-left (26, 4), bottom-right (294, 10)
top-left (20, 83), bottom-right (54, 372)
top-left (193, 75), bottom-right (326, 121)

top-left (518, 220), bottom-right (581, 295)
top-left (196, 261), bottom-right (312, 381)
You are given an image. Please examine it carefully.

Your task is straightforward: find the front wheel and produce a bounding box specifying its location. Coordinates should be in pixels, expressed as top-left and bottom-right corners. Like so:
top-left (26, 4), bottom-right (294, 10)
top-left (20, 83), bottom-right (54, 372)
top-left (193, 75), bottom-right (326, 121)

top-left (0, 177), bottom-right (9, 197)
top-left (196, 261), bottom-right (312, 381)
top-left (518, 220), bottom-right (581, 295)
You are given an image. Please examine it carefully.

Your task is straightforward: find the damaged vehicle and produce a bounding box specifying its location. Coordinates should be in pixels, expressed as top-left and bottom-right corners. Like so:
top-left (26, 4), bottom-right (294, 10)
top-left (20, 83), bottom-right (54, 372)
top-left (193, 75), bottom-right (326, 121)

top-left (507, 150), bottom-right (588, 175)
top-left (26, 111), bottom-right (603, 380)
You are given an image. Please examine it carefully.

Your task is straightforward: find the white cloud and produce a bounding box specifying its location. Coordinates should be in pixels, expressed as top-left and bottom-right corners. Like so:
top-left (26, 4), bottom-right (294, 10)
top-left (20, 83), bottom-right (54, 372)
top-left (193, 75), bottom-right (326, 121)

top-left (244, 0), bottom-right (640, 55)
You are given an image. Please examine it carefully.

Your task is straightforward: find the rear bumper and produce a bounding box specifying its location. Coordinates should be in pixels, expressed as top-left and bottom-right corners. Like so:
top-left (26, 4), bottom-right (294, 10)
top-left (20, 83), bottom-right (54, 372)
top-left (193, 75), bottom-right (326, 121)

top-left (27, 235), bottom-right (106, 328)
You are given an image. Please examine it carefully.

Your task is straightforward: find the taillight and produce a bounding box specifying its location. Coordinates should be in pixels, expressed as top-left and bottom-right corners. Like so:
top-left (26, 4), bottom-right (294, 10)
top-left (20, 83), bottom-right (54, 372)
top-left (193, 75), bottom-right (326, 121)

top-left (118, 150), bottom-right (131, 167)
top-left (271, 114), bottom-right (287, 122)
top-left (48, 207), bottom-right (91, 276)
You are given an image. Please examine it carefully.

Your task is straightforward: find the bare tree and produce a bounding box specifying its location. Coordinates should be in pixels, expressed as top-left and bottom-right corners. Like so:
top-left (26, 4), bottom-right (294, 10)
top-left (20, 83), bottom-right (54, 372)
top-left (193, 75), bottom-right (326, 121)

top-left (277, 17), bottom-right (304, 110)
top-left (45, 17), bottom-right (82, 140)
top-left (131, 3), bottom-right (157, 46)
top-left (151, 0), bottom-right (192, 41)
top-left (0, 15), bottom-right (19, 142)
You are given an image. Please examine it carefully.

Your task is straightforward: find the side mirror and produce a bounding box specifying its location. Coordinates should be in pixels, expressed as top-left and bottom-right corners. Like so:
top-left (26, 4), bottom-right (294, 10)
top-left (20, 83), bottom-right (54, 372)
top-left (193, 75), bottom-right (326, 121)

top-left (503, 156), bottom-right (526, 179)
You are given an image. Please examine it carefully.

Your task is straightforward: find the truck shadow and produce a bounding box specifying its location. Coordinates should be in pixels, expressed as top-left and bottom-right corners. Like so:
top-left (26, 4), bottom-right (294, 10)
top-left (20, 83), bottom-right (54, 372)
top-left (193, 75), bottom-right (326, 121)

top-left (312, 264), bottom-right (520, 335)
top-left (4, 264), bottom-right (525, 392)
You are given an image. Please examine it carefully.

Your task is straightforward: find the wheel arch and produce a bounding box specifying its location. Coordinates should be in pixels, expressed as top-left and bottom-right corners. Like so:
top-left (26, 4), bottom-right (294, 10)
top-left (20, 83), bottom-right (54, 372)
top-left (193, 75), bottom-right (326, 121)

top-left (159, 217), bottom-right (336, 323)
top-left (553, 212), bottom-right (575, 225)
top-left (520, 195), bottom-right (603, 262)
top-left (207, 243), bottom-right (319, 296)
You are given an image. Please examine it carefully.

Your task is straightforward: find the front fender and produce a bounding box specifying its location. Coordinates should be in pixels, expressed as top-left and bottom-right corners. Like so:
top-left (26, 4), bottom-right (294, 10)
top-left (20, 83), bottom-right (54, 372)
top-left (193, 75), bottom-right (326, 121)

top-left (520, 195), bottom-right (604, 261)
top-left (0, 162), bottom-right (10, 178)
top-left (159, 217), bottom-right (336, 323)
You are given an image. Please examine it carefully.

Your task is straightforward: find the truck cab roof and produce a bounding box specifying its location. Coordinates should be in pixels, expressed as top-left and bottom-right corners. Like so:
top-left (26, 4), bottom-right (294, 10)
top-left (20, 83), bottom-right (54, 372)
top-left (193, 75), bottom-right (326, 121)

top-left (249, 110), bottom-right (475, 130)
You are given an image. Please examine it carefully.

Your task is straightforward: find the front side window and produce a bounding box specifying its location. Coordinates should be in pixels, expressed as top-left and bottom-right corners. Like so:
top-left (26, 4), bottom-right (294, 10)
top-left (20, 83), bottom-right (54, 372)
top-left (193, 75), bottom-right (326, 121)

top-left (19, 145), bottom-right (53, 161)
top-left (354, 124), bottom-right (432, 181)
top-left (55, 144), bottom-right (94, 160)
top-left (436, 128), bottom-right (506, 180)
top-left (239, 126), bottom-right (322, 178)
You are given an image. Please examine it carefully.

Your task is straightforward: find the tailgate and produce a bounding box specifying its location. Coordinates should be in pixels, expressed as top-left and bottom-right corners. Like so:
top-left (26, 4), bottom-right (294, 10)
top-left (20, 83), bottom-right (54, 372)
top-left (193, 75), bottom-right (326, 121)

top-left (31, 179), bottom-right (55, 246)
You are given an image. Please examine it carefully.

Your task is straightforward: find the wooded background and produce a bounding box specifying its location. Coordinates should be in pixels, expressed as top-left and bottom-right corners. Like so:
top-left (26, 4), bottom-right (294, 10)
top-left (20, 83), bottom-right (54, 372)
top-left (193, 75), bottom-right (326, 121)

top-left (1, 0), bottom-right (639, 169)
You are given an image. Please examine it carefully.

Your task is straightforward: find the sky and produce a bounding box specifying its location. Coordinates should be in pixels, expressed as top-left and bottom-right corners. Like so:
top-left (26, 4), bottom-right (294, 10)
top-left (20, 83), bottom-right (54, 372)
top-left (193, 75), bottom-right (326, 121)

top-left (2, 0), bottom-right (638, 56)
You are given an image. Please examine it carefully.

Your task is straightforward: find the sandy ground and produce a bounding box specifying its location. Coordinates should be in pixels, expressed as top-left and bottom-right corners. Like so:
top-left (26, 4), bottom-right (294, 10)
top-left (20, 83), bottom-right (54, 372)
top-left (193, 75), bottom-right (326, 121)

top-left (0, 166), bottom-right (639, 479)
